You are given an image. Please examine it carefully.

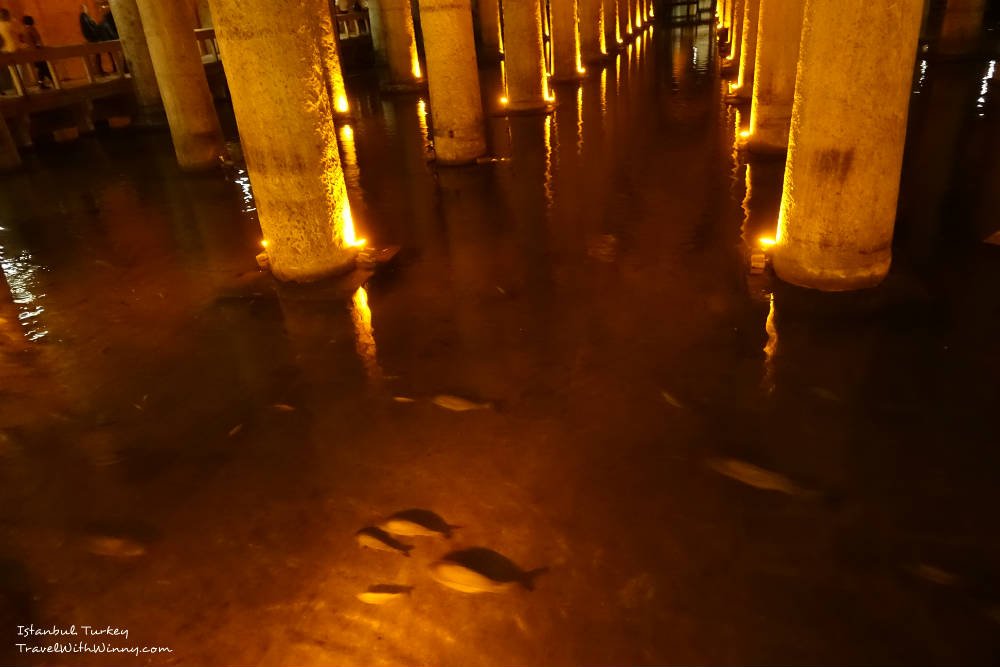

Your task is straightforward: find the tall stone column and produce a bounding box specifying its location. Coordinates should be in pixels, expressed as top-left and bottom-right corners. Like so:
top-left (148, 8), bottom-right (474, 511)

top-left (727, 0), bottom-right (759, 101)
top-left (551, 0), bottom-right (583, 80)
top-left (774, 0), bottom-right (924, 291)
top-left (0, 115), bottom-right (20, 170)
top-left (745, 0), bottom-right (805, 152)
top-left (579, 0), bottom-right (606, 63)
top-left (209, 0), bottom-right (359, 281)
top-left (108, 0), bottom-right (162, 123)
top-left (420, 0), bottom-right (486, 163)
top-left (378, 0), bottom-right (424, 89)
top-left (318, 6), bottom-right (351, 116)
top-left (724, 0), bottom-right (745, 69)
top-left (603, 0), bottom-right (620, 50)
top-left (477, 0), bottom-right (502, 60)
top-left (618, 0), bottom-right (631, 39)
top-left (503, 0), bottom-right (551, 111)
top-left (938, 0), bottom-right (987, 56)
top-left (135, 0), bottom-right (222, 169)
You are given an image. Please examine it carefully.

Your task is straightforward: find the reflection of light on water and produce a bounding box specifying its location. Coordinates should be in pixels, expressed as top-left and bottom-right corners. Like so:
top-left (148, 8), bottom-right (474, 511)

top-left (342, 207), bottom-right (366, 248)
top-left (977, 60), bottom-right (996, 116)
top-left (0, 246), bottom-right (48, 341)
top-left (338, 124), bottom-right (363, 192)
top-left (234, 168), bottom-right (256, 213)
top-left (544, 115), bottom-right (554, 209)
top-left (416, 97), bottom-right (433, 155)
top-left (762, 294), bottom-right (778, 394)
top-left (576, 84), bottom-right (584, 156)
top-left (915, 58), bottom-right (928, 93)
top-left (351, 286), bottom-right (382, 383)
top-left (336, 95), bottom-right (349, 114)
top-left (600, 66), bottom-right (608, 115)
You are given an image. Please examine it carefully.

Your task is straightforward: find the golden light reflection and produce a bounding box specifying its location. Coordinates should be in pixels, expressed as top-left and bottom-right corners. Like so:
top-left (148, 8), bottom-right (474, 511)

top-left (500, 96), bottom-right (509, 105)
top-left (544, 115), bottom-right (554, 209)
top-left (417, 98), bottom-right (430, 146)
top-left (0, 245), bottom-right (47, 341)
top-left (762, 294), bottom-right (778, 394)
top-left (759, 236), bottom-right (777, 248)
top-left (335, 95), bottom-right (349, 114)
top-left (600, 66), bottom-right (608, 114)
top-left (576, 84), bottom-right (584, 156)
top-left (411, 55), bottom-right (423, 81)
top-left (351, 287), bottom-right (383, 383)
top-left (342, 206), bottom-right (366, 248)
top-left (261, 239), bottom-right (269, 248)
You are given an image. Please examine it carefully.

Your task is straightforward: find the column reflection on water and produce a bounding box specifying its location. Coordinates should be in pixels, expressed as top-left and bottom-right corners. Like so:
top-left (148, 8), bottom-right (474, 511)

top-left (351, 286), bottom-right (383, 385)
top-left (740, 160), bottom-right (785, 250)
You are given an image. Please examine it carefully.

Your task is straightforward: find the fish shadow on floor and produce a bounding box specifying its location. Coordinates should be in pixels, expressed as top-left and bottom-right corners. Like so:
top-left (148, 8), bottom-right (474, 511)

top-left (382, 509), bottom-right (459, 538)
top-left (439, 548), bottom-right (549, 591)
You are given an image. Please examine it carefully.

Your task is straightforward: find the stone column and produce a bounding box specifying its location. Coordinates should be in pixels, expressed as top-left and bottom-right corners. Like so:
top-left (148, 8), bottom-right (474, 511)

top-left (0, 115), bottom-right (20, 170)
top-left (368, 0), bottom-right (386, 56)
top-left (319, 6), bottom-right (351, 117)
top-left (477, 0), bottom-right (502, 60)
top-left (938, 0), bottom-right (986, 56)
top-left (108, 0), bottom-right (162, 123)
top-left (378, 0), bottom-right (424, 89)
top-left (727, 0), bottom-right (759, 100)
top-left (579, 0), bottom-right (606, 63)
top-left (503, 0), bottom-right (551, 111)
top-left (420, 0), bottom-right (486, 163)
top-left (618, 0), bottom-right (631, 39)
top-left (724, 0), bottom-right (745, 69)
top-left (745, 0), bottom-right (805, 153)
top-left (551, 0), bottom-right (583, 80)
top-left (603, 0), bottom-right (620, 50)
top-left (209, 0), bottom-right (359, 281)
top-left (774, 0), bottom-right (924, 291)
top-left (135, 0), bottom-right (222, 169)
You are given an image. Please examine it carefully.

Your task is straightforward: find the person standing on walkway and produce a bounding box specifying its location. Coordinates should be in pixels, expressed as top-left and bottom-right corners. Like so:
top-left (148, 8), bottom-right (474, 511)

top-left (22, 16), bottom-right (52, 89)
top-left (0, 9), bottom-right (21, 94)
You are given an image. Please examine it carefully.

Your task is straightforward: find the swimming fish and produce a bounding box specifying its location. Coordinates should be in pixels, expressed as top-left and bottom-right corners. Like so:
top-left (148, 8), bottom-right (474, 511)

top-left (86, 536), bottom-right (146, 558)
top-left (429, 548), bottom-right (546, 594)
top-left (379, 509), bottom-right (458, 538)
top-left (355, 527), bottom-right (413, 557)
top-left (271, 403), bottom-right (296, 412)
top-left (356, 584), bottom-right (413, 605)
top-left (431, 395), bottom-right (492, 412)
top-left (660, 390), bottom-right (686, 409)
top-left (707, 458), bottom-right (812, 496)
top-left (909, 563), bottom-right (960, 586)
top-left (392, 396), bottom-right (417, 404)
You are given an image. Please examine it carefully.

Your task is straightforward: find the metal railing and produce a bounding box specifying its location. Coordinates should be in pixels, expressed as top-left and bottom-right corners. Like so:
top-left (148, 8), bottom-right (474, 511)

top-left (0, 41), bottom-right (125, 97)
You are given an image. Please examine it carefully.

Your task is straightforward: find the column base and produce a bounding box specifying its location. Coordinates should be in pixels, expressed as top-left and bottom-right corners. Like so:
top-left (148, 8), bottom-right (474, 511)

top-left (773, 247), bottom-right (891, 292)
top-left (495, 101), bottom-right (556, 115)
top-left (551, 71), bottom-right (587, 83)
top-left (738, 135), bottom-right (789, 157)
top-left (724, 91), bottom-right (751, 105)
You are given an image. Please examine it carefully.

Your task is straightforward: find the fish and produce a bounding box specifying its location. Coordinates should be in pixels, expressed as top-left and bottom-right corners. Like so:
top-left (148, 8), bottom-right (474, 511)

top-left (356, 584), bottom-right (413, 605)
top-left (660, 390), bottom-right (686, 409)
top-left (379, 509), bottom-right (458, 538)
top-left (227, 424), bottom-right (244, 437)
top-left (707, 457), bottom-right (812, 496)
top-left (429, 548), bottom-right (547, 594)
top-left (355, 527), bottom-right (413, 557)
top-left (272, 403), bottom-right (296, 412)
top-left (909, 564), bottom-right (959, 586)
top-left (86, 536), bottom-right (146, 558)
top-left (392, 396), bottom-right (416, 404)
top-left (431, 395), bottom-right (492, 412)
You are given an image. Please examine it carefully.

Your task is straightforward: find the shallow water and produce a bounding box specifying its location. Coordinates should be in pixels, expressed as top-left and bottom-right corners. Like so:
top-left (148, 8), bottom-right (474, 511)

top-left (1, 23), bottom-right (999, 666)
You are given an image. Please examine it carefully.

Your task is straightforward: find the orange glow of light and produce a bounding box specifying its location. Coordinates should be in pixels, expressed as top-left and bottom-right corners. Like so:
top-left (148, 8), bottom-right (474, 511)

top-left (342, 207), bottom-right (366, 248)
top-left (335, 95), bottom-right (349, 114)
top-left (412, 57), bottom-right (422, 81)
top-left (759, 236), bottom-right (777, 248)
top-left (342, 124), bottom-right (354, 141)
top-left (739, 130), bottom-right (751, 139)
top-left (500, 96), bottom-right (509, 105)
top-left (577, 66), bottom-right (587, 75)
top-left (261, 239), bottom-right (269, 248)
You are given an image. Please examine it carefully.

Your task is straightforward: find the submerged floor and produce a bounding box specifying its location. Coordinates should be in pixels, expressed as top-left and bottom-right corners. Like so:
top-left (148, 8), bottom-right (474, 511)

top-left (2, 24), bottom-right (1000, 666)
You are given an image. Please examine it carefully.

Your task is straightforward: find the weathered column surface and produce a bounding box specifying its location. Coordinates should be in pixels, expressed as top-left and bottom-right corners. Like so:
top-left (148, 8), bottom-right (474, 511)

top-left (938, 0), bottom-right (987, 56)
top-left (108, 0), bottom-right (161, 121)
top-left (135, 0), bottom-right (222, 169)
top-left (579, 0), bottom-right (606, 63)
top-left (210, 0), bottom-right (359, 281)
top-left (618, 0), bottom-right (631, 39)
top-left (551, 0), bottom-right (583, 80)
top-left (745, 0), bottom-right (805, 152)
top-left (378, 0), bottom-right (424, 89)
top-left (774, 0), bottom-right (924, 291)
top-left (603, 0), bottom-right (620, 49)
top-left (503, 0), bottom-right (550, 111)
top-left (477, 0), bottom-right (502, 60)
top-left (421, 0), bottom-right (487, 163)
top-left (728, 0), bottom-right (759, 100)
top-left (0, 115), bottom-right (20, 170)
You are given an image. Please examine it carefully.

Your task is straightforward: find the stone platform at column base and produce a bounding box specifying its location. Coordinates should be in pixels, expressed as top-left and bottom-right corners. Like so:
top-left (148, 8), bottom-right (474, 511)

top-left (773, 250), bottom-right (891, 292)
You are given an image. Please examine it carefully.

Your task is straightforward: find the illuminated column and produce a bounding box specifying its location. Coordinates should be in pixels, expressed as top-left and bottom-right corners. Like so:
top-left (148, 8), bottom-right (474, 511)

top-left (108, 0), bottom-right (162, 122)
top-left (319, 6), bottom-right (351, 117)
top-left (579, 0), bottom-right (606, 63)
top-left (727, 0), bottom-right (759, 100)
top-left (477, 0), bottom-right (502, 60)
top-left (724, 0), bottom-right (745, 69)
top-left (745, 0), bottom-right (805, 152)
top-left (720, 0), bottom-right (730, 30)
top-left (0, 115), bottom-right (19, 170)
top-left (502, 0), bottom-right (551, 111)
top-left (210, 0), bottom-right (360, 281)
top-left (551, 0), bottom-right (583, 80)
top-left (774, 0), bottom-right (923, 291)
top-left (378, 0), bottom-right (424, 89)
top-left (368, 0), bottom-right (386, 56)
top-left (603, 0), bottom-right (620, 50)
top-left (938, 0), bottom-right (986, 56)
top-left (135, 0), bottom-right (222, 169)
top-left (420, 0), bottom-right (487, 163)
top-left (618, 0), bottom-right (631, 39)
